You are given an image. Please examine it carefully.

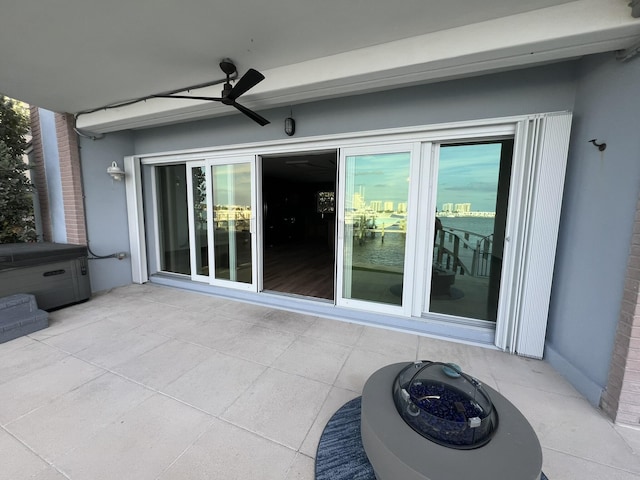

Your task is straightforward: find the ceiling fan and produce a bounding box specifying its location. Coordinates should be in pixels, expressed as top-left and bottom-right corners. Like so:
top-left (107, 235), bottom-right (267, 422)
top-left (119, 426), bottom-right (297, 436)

top-left (153, 59), bottom-right (270, 126)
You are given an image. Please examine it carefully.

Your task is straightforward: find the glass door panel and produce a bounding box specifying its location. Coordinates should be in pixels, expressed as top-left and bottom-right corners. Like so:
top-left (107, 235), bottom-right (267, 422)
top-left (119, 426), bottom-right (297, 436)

top-left (187, 165), bottom-right (209, 280)
top-left (156, 164), bottom-right (190, 275)
top-left (338, 147), bottom-right (412, 311)
top-left (428, 140), bottom-right (513, 322)
top-left (210, 159), bottom-right (255, 287)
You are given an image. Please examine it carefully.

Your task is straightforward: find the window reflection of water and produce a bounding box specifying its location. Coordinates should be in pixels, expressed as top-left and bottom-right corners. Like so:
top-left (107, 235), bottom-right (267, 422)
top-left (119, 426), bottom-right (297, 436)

top-left (352, 233), bottom-right (405, 268)
top-left (439, 217), bottom-right (494, 238)
top-left (351, 218), bottom-right (495, 270)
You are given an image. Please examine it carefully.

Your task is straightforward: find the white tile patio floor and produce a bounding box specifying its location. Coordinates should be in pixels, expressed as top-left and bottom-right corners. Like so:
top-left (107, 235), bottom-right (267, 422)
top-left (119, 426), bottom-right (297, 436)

top-left (1, 283), bottom-right (639, 480)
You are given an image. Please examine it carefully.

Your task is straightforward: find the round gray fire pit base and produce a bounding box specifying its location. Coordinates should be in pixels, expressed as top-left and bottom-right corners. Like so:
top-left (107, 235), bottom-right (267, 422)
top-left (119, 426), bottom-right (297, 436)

top-left (361, 363), bottom-right (543, 480)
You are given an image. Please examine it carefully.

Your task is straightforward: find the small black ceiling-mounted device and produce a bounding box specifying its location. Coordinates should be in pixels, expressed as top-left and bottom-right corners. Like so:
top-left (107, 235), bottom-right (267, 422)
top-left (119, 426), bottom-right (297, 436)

top-left (153, 59), bottom-right (270, 126)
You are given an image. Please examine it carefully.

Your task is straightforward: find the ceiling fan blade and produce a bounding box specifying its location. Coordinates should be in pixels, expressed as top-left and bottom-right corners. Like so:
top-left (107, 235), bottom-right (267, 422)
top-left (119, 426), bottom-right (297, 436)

top-left (153, 94), bottom-right (223, 102)
top-left (227, 68), bottom-right (265, 101)
top-left (152, 93), bottom-right (268, 126)
top-left (231, 101), bottom-right (270, 126)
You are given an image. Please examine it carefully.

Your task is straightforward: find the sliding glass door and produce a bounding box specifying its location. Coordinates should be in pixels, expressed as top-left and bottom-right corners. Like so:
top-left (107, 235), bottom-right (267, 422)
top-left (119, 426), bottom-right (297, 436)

top-left (156, 164), bottom-right (190, 275)
top-left (208, 156), bottom-right (257, 290)
top-left (337, 144), bottom-right (419, 314)
top-left (425, 140), bottom-right (513, 322)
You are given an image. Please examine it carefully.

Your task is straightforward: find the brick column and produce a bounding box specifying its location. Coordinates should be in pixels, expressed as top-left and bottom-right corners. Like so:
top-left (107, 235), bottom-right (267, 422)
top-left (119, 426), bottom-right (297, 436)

top-left (29, 106), bottom-right (53, 242)
top-left (601, 194), bottom-right (640, 426)
top-left (55, 113), bottom-right (87, 245)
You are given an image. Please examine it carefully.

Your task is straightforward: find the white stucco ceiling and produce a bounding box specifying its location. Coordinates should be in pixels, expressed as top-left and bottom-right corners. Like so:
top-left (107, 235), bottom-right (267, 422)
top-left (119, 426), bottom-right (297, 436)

top-left (1, 0), bottom-right (639, 132)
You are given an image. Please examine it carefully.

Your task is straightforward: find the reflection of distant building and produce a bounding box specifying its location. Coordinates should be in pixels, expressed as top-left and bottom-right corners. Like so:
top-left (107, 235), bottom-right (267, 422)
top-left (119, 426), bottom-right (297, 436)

top-left (369, 200), bottom-right (383, 212)
top-left (353, 192), bottom-right (366, 210)
top-left (397, 202), bottom-right (407, 213)
top-left (213, 205), bottom-right (252, 229)
top-left (439, 201), bottom-right (495, 217)
top-left (384, 201), bottom-right (394, 211)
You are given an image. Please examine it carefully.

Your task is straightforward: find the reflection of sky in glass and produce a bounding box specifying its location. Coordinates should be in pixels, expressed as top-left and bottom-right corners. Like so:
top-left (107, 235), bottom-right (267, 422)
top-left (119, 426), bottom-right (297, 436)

top-left (207, 145), bottom-right (500, 212)
top-left (348, 152), bottom-right (410, 205)
top-left (212, 164), bottom-right (252, 207)
top-left (437, 144), bottom-right (501, 212)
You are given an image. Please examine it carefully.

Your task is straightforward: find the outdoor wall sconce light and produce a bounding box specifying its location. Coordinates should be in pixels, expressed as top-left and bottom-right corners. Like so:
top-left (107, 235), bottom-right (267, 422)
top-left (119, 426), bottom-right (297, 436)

top-left (284, 117), bottom-right (296, 136)
top-left (107, 161), bottom-right (125, 181)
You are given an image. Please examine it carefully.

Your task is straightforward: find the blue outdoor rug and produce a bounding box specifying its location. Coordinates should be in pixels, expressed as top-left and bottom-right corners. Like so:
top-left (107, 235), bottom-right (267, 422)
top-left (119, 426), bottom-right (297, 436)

top-left (315, 396), bottom-right (548, 480)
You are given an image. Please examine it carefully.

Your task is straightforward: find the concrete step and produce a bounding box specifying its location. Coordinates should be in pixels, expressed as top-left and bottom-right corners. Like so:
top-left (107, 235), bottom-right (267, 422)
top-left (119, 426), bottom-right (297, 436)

top-left (0, 293), bottom-right (49, 344)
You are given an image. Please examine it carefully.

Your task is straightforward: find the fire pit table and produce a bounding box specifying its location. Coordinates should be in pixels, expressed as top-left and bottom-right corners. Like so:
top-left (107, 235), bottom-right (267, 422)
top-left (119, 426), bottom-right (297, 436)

top-left (361, 361), bottom-right (542, 480)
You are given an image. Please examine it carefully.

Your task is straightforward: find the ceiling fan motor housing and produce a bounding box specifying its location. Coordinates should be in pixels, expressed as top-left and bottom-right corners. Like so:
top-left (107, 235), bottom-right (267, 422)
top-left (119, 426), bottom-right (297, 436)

top-left (221, 82), bottom-right (233, 104)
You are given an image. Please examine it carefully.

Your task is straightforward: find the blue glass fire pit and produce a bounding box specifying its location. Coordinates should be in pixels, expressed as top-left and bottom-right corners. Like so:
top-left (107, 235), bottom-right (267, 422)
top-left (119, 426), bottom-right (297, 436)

top-left (392, 361), bottom-right (498, 449)
top-left (362, 362), bottom-right (542, 480)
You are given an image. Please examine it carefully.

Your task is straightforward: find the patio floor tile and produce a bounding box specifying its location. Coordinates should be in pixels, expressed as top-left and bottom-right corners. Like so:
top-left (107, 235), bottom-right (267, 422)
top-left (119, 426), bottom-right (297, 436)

top-left (498, 381), bottom-right (640, 475)
top-left (272, 336), bottom-right (351, 384)
top-left (72, 329), bottom-right (169, 369)
top-left (0, 356), bottom-right (103, 425)
top-left (285, 453), bottom-right (315, 480)
top-left (5, 372), bottom-right (153, 461)
top-left (299, 386), bottom-right (359, 457)
top-left (357, 325), bottom-right (419, 358)
top-left (302, 317), bottom-right (364, 346)
top-left (217, 324), bottom-right (297, 365)
top-left (161, 351), bottom-right (266, 416)
top-left (261, 309), bottom-right (317, 335)
top-left (40, 319), bottom-right (135, 354)
top-left (112, 338), bottom-right (214, 390)
top-left (0, 429), bottom-right (52, 480)
top-left (334, 346), bottom-right (414, 393)
top-left (542, 447), bottom-right (640, 480)
top-left (158, 418), bottom-right (296, 480)
top-left (0, 340), bottom-right (68, 386)
top-left (222, 367), bottom-right (331, 449)
top-left (54, 394), bottom-right (213, 480)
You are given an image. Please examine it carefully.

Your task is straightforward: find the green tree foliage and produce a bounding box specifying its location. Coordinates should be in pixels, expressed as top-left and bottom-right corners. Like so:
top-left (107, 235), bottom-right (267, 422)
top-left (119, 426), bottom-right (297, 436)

top-left (0, 95), bottom-right (37, 243)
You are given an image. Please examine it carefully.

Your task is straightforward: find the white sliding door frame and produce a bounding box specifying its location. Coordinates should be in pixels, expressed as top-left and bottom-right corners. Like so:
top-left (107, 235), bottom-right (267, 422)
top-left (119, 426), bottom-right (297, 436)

top-left (186, 162), bottom-right (209, 283)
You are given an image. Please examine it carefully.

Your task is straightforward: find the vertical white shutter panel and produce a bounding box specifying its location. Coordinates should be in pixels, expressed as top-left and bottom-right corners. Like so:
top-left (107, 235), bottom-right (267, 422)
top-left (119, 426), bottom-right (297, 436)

top-left (124, 156), bottom-right (148, 284)
top-left (514, 112), bottom-right (572, 358)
